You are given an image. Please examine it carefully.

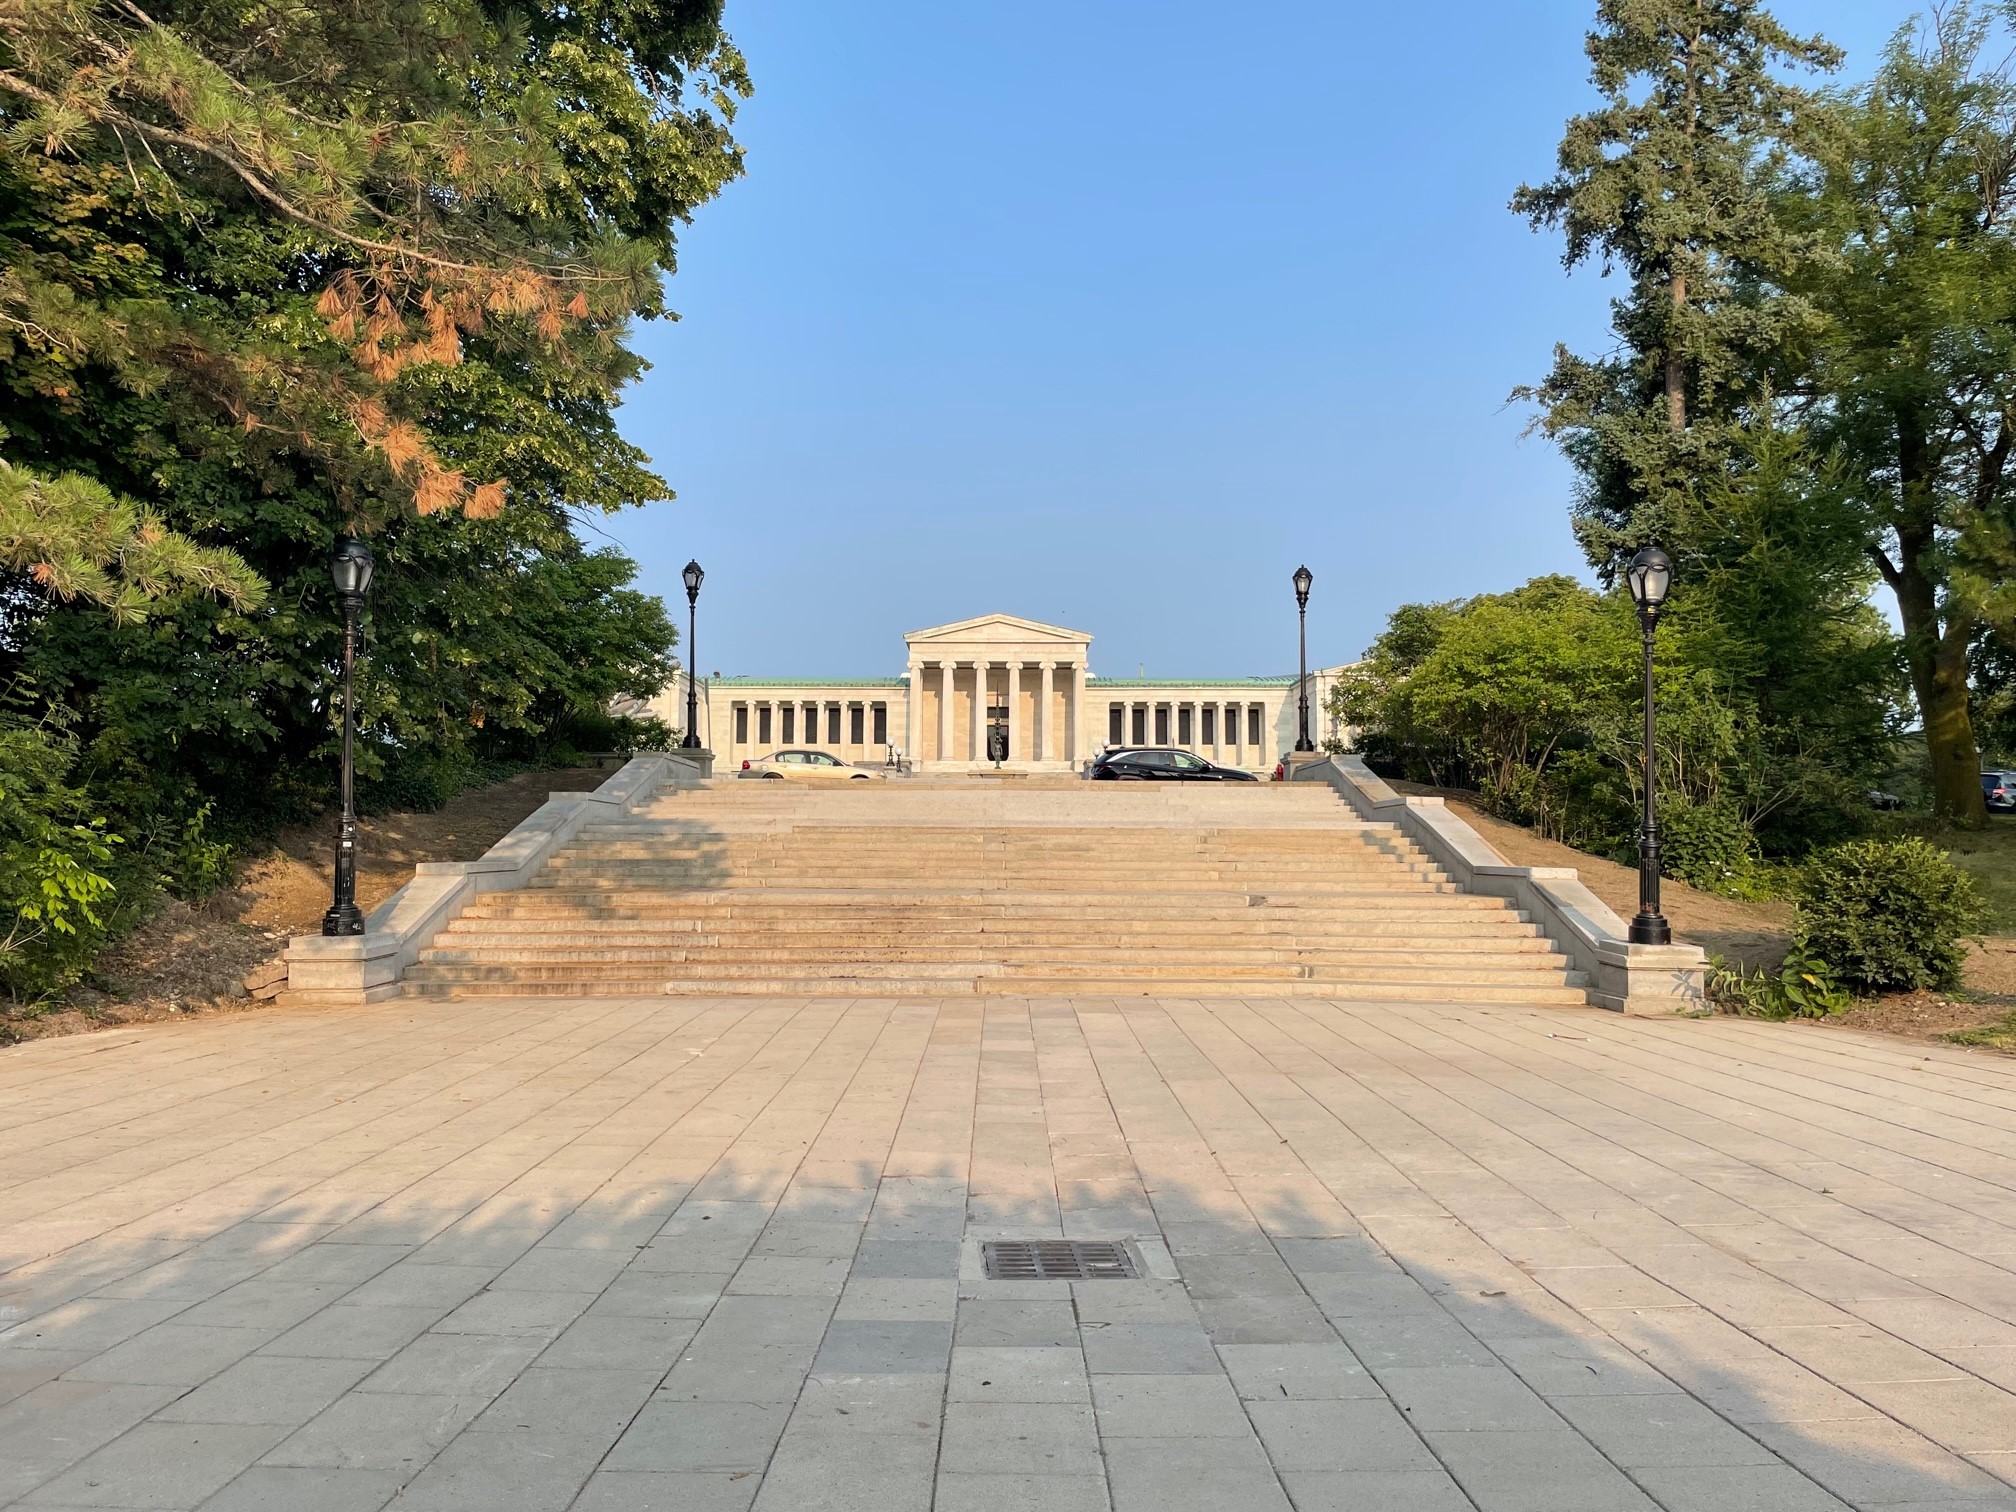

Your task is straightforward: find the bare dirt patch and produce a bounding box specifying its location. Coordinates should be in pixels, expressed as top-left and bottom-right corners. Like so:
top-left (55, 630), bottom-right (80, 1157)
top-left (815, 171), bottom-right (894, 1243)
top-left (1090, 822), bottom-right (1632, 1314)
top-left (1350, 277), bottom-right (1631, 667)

top-left (1822, 992), bottom-right (2016, 1044)
top-left (3, 764), bottom-right (609, 1045)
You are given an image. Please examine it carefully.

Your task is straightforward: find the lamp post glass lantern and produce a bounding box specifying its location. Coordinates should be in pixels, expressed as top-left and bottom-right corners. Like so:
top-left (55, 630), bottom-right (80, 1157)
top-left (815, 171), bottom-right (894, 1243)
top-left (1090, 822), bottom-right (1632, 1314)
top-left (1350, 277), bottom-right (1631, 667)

top-left (322, 536), bottom-right (375, 936)
top-left (1625, 545), bottom-right (1673, 946)
top-left (680, 559), bottom-right (704, 750)
top-left (1292, 565), bottom-right (1315, 752)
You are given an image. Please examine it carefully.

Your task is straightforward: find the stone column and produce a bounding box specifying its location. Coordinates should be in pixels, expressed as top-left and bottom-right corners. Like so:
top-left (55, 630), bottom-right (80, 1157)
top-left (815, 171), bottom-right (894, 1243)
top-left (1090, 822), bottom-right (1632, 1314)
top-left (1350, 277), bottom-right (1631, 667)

top-left (1072, 664), bottom-right (1087, 764)
top-left (1005, 662), bottom-right (1020, 764)
top-left (1038, 663), bottom-right (1055, 763)
top-left (904, 666), bottom-right (920, 765)
top-left (969, 662), bottom-right (987, 763)
top-left (937, 662), bottom-right (954, 765)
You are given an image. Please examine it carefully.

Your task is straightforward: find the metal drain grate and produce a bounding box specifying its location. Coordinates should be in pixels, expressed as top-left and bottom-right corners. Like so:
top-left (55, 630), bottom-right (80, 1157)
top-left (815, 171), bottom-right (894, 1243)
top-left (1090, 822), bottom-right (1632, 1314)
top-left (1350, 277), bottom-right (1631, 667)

top-left (981, 1240), bottom-right (1139, 1281)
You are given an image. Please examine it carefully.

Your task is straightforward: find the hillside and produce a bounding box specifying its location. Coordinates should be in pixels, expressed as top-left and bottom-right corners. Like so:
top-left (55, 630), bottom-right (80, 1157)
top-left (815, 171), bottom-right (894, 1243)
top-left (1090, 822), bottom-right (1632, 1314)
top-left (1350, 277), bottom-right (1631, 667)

top-left (1397, 781), bottom-right (2016, 1038)
top-left (4, 764), bottom-right (610, 1043)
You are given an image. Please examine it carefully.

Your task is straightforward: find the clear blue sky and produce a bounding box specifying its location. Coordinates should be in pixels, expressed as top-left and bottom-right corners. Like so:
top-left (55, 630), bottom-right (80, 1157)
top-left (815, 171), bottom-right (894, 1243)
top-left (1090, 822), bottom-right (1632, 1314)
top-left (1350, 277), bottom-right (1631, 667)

top-left (603, 0), bottom-right (1916, 681)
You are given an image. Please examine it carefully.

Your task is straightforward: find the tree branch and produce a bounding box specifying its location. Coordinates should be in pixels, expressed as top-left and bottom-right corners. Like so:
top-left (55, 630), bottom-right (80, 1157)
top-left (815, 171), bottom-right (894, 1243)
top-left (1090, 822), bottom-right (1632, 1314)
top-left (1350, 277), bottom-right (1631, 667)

top-left (0, 68), bottom-right (621, 286)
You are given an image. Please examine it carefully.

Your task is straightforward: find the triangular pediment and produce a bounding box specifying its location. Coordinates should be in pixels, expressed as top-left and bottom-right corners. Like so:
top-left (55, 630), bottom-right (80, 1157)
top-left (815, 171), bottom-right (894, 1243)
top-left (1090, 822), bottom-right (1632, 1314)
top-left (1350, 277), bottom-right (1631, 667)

top-left (904, 613), bottom-right (1091, 647)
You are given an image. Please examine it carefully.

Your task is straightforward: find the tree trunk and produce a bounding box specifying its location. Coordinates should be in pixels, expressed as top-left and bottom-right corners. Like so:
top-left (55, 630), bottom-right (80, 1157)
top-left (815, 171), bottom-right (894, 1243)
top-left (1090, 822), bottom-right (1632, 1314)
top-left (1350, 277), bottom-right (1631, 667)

top-left (1666, 274), bottom-right (1688, 431)
top-left (1919, 632), bottom-right (1986, 823)
top-left (1887, 519), bottom-right (1988, 823)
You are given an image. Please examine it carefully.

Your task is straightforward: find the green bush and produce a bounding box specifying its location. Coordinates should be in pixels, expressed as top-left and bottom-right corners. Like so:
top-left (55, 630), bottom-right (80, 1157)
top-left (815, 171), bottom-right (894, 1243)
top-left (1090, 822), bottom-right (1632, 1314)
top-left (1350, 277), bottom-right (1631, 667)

top-left (1706, 947), bottom-right (1851, 1019)
top-left (357, 746), bottom-right (485, 816)
top-left (543, 711), bottom-right (672, 763)
top-left (0, 718), bottom-right (124, 1001)
top-left (1793, 838), bottom-right (1986, 993)
top-left (1660, 799), bottom-right (1762, 896)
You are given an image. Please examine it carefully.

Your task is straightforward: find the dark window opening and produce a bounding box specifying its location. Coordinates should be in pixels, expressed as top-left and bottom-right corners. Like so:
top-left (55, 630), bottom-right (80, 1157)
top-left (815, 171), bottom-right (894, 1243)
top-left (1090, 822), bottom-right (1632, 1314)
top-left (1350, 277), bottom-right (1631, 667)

top-left (781, 707), bottom-right (795, 743)
top-left (1131, 706), bottom-right (1147, 745)
top-left (851, 705), bottom-right (865, 745)
top-left (1178, 707), bottom-right (1192, 746)
top-left (735, 705), bottom-right (748, 744)
top-left (873, 705), bottom-right (888, 745)
top-left (1202, 706), bottom-right (1216, 744)
top-left (1109, 705), bottom-right (1124, 745)
top-left (1248, 706), bottom-right (1262, 747)
top-left (758, 705), bottom-right (772, 744)
top-left (827, 706), bottom-right (841, 744)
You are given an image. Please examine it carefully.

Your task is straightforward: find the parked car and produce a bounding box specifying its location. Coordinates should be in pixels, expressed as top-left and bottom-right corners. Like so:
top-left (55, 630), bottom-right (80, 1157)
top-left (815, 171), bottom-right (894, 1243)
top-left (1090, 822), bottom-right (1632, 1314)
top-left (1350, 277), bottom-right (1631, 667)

top-left (1867, 789), bottom-right (1905, 811)
top-left (1089, 748), bottom-right (1259, 782)
top-left (1986, 771), bottom-right (2016, 813)
top-left (739, 749), bottom-right (882, 781)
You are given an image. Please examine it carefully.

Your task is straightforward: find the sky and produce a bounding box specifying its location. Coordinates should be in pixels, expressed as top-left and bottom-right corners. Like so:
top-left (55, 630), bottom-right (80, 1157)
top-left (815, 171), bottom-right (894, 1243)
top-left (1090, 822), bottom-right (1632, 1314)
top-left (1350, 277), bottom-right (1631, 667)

top-left (602, 0), bottom-right (1919, 681)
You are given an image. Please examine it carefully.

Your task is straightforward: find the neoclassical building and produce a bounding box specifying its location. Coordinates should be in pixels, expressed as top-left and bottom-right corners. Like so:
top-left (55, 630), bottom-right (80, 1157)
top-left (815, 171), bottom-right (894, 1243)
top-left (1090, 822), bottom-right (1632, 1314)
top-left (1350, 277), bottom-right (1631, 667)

top-left (649, 613), bottom-right (1355, 774)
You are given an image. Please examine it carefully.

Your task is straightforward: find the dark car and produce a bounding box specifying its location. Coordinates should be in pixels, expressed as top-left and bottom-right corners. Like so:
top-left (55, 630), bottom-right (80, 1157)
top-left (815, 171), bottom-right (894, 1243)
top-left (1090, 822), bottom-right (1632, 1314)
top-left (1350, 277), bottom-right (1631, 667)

top-left (1986, 771), bottom-right (2016, 814)
top-left (1090, 748), bottom-right (1259, 782)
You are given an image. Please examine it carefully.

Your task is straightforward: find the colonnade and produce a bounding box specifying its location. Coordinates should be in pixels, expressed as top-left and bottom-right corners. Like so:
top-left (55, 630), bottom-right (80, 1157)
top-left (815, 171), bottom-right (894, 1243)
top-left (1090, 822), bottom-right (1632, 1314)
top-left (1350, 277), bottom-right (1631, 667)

top-left (1102, 699), bottom-right (1271, 766)
top-left (905, 658), bottom-right (1086, 769)
top-left (727, 696), bottom-right (893, 765)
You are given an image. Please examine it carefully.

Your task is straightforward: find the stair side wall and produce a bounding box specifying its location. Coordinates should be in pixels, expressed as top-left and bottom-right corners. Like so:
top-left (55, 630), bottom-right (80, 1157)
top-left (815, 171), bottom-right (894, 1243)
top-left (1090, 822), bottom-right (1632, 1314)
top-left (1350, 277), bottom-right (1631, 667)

top-left (1290, 755), bottom-right (1707, 1014)
top-left (280, 750), bottom-right (705, 1006)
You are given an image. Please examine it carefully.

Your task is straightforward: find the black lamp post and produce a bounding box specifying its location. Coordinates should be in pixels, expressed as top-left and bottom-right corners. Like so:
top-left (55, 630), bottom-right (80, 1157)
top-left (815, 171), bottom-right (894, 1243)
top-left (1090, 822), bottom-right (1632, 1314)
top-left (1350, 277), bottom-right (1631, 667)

top-left (1292, 565), bottom-right (1315, 752)
top-left (321, 536), bottom-right (374, 937)
top-left (1625, 545), bottom-right (1674, 946)
top-left (680, 559), bottom-right (704, 750)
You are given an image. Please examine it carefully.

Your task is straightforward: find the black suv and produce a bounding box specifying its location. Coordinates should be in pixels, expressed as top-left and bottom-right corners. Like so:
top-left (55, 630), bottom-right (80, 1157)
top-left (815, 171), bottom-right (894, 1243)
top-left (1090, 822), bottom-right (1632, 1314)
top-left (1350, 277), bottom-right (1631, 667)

top-left (1090, 748), bottom-right (1259, 782)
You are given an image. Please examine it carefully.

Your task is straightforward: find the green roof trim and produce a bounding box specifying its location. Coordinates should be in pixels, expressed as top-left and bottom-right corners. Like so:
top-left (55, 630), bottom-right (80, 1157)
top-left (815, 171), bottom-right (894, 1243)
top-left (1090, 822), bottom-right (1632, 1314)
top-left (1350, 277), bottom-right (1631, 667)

top-left (709, 675), bottom-right (1294, 689)
top-left (711, 677), bottom-right (908, 689)
top-left (1088, 677), bottom-right (1296, 688)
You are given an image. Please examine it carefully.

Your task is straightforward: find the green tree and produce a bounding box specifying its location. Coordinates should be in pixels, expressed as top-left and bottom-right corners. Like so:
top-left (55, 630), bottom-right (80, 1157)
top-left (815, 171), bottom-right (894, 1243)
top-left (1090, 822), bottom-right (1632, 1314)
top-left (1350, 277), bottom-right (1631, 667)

top-left (0, 458), bottom-right (263, 621)
top-left (1, 0), bottom-right (748, 518)
top-left (0, 0), bottom-right (743, 913)
top-left (1514, 0), bottom-right (1840, 565)
top-left (1793, 4), bottom-right (2016, 821)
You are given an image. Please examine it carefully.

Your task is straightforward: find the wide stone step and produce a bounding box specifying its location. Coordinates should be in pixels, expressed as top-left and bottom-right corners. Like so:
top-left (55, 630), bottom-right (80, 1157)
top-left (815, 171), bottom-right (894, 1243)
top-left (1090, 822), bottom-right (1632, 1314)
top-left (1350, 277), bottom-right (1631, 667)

top-left (464, 897), bottom-right (1524, 921)
top-left (403, 977), bottom-right (1590, 1004)
top-left (404, 957), bottom-right (1572, 987)
top-left (566, 851), bottom-right (1423, 863)
top-left (416, 944), bottom-right (1567, 968)
top-left (557, 863), bottom-right (1435, 879)
top-left (435, 916), bottom-right (1543, 940)
top-left (521, 881), bottom-right (1463, 901)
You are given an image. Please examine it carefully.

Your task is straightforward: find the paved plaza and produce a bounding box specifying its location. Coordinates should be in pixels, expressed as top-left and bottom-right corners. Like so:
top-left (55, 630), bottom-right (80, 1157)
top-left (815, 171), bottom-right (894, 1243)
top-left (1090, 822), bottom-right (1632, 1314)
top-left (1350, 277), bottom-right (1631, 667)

top-left (5, 996), bottom-right (2016, 1510)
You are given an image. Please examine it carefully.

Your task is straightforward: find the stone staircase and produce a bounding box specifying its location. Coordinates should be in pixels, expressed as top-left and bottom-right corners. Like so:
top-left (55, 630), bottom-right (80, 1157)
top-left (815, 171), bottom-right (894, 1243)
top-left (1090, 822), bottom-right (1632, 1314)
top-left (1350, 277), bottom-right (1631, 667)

top-left (400, 778), bottom-right (1588, 1003)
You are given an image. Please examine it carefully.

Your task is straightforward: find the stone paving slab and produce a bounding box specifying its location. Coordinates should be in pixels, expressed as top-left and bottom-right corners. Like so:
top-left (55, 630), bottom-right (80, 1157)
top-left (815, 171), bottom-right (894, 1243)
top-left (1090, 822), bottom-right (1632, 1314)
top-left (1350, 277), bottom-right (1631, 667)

top-left (7, 997), bottom-right (2016, 1507)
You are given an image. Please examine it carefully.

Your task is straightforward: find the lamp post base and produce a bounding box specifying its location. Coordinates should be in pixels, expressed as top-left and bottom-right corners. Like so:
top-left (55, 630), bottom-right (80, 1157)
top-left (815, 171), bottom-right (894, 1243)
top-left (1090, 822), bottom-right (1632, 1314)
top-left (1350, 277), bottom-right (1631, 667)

top-left (679, 735), bottom-right (703, 750)
top-left (1628, 913), bottom-right (1672, 946)
top-left (321, 903), bottom-right (365, 937)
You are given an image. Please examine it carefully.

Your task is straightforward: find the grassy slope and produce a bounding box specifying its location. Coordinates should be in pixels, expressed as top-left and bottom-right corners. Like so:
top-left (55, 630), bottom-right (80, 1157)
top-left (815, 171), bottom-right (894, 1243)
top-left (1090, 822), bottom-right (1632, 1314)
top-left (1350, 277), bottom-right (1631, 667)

top-left (1933, 822), bottom-right (2016, 934)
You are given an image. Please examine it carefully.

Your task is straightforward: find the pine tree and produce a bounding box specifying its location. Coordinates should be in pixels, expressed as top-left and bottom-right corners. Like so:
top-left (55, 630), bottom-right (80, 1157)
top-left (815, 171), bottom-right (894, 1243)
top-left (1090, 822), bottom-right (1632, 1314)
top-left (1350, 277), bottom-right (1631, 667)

top-left (1514, 0), bottom-right (1840, 566)
top-left (0, 0), bottom-right (748, 522)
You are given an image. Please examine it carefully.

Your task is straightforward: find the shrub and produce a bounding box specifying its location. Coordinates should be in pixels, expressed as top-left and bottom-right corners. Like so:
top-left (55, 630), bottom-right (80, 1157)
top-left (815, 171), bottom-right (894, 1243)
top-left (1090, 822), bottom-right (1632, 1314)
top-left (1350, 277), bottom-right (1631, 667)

top-left (358, 746), bottom-right (481, 816)
top-left (1659, 799), bottom-right (1760, 896)
top-left (0, 719), bottom-right (123, 1001)
top-left (1706, 947), bottom-right (1851, 1019)
top-left (1793, 838), bottom-right (1986, 993)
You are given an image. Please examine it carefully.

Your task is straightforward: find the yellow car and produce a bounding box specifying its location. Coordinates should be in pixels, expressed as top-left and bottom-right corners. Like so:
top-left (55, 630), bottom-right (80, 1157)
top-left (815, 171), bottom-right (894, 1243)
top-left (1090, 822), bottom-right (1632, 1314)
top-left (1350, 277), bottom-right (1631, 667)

top-left (738, 749), bottom-right (883, 781)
